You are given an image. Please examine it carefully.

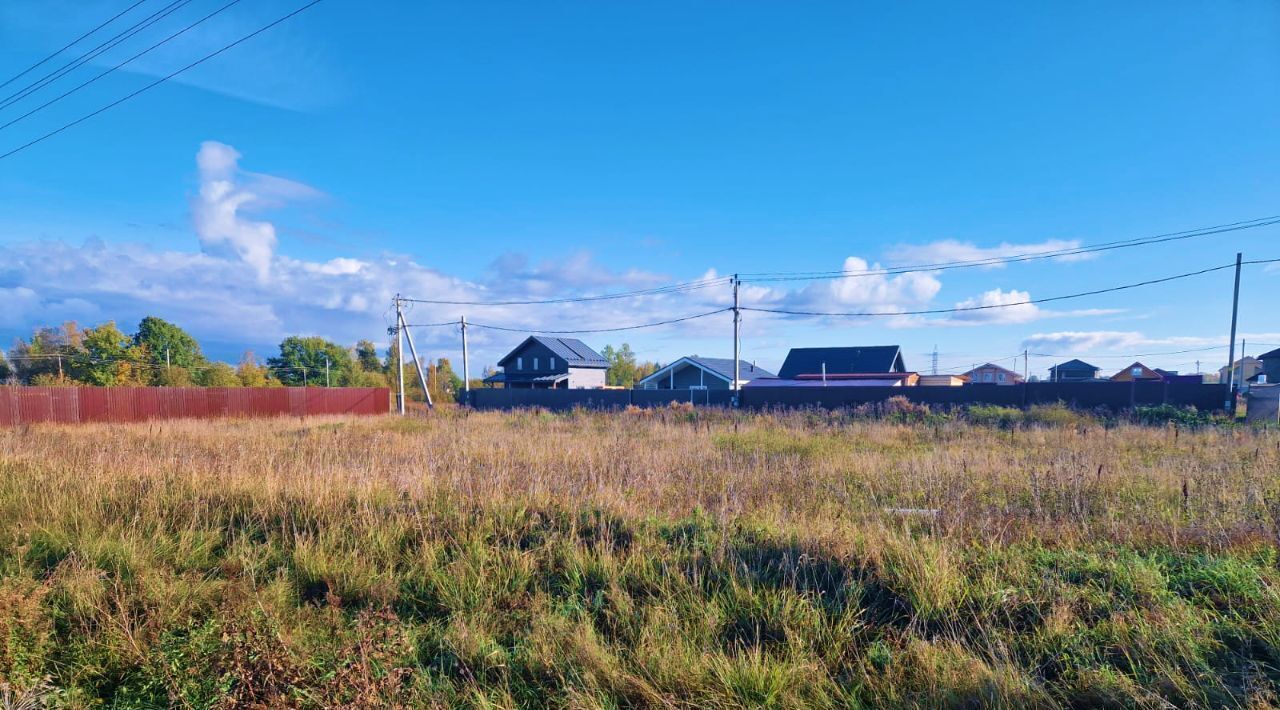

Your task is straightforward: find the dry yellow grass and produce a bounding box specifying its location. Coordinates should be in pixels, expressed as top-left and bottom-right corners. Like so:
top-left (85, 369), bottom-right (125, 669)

top-left (0, 409), bottom-right (1278, 707)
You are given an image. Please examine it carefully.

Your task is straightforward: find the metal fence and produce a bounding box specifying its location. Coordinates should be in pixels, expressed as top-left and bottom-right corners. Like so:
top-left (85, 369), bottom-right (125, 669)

top-left (466, 382), bottom-right (1226, 412)
top-left (0, 387), bottom-right (391, 426)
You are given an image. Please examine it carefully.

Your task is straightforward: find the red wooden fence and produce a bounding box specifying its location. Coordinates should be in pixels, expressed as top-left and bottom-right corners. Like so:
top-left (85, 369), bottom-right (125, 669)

top-left (0, 387), bottom-right (391, 425)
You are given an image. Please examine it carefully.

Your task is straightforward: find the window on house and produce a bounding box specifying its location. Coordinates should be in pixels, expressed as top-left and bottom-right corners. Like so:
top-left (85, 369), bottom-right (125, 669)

top-left (517, 357), bottom-right (523, 370)
top-left (643, 382), bottom-right (657, 390)
top-left (534, 357), bottom-right (539, 370)
top-left (984, 372), bottom-right (993, 382)
top-left (549, 357), bottom-right (555, 369)
top-left (1132, 367), bottom-right (1143, 377)
top-left (997, 372), bottom-right (1006, 382)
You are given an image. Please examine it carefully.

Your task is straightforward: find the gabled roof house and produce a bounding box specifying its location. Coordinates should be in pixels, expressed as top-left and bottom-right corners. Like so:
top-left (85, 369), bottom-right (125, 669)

top-left (963, 362), bottom-right (1024, 385)
top-left (1048, 359), bottom-right (1102, 382)
top-left (483, 336), bottom-right (609, 389)
top-left (1259, 348), bottom-right (1280, 385)
top-left (1109, 362), bottom-right (1165, 382)
top-left (747, 346), bottom-right (918, 387)
top-left (635, 357), bottom-right (774, 390)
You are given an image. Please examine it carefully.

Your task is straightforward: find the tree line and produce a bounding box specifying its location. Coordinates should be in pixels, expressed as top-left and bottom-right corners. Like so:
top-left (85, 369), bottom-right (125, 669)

top-left (0, 316), bottom-right (661, 397)
top-left (0, 317), bottom-right (466, 402)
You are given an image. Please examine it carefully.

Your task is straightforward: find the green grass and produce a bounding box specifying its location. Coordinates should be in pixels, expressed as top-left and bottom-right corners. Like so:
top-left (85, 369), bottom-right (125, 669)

top-left (0, 410), bottom-right (1278, 707)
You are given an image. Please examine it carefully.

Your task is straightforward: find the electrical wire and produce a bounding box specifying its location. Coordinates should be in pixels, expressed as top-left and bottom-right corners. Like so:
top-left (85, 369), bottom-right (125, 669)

top-left (0, 0), bottom-right (247, 133)
top-left (0, 0), bottom-right (149, 91)
top-left (0, 0), bottom-right (324, 162)
top-left (0, 0), bottom-right (197, 112)
top-left (739, 217), bottom-right (1280, 282)
top-left (458, 308), bottom-right (732, 335)
top-left (740, 259), bottom-right (1280, 319)
top-left (398, 275), bottom-right (730, 306)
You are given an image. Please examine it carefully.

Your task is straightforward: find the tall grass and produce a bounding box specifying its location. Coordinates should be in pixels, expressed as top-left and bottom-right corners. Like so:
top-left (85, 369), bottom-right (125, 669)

top-left (0, 409), bottom-right (1278, 707)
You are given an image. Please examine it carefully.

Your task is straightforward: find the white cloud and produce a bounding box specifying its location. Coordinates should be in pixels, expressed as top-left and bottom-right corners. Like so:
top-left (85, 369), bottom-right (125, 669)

top-left (948, 288), bottom-right (1039, 324)
top-left (886, 238), bottom-right (1095, 269)
top-left (191, 142), bottom-right (281, 282)
top-left (777, 257), bottom-right (942, 315)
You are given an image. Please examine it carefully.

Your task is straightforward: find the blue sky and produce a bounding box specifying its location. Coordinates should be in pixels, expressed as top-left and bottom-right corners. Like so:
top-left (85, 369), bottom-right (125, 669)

top-left (1, 0), bottom-right (1278, 376)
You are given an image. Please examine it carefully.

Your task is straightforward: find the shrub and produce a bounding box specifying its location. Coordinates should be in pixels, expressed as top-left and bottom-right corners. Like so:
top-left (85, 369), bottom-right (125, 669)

top-left (965, 404), bottom-right (1024, 428)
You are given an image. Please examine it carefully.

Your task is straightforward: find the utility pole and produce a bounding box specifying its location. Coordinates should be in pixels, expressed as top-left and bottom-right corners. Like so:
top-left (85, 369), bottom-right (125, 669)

top-left (165, 347), bottom-right (170, 372)
top-left (399, 308), bottom-right (434, 409)
top-left (1226, 252), bottom-right (1242, 413)
top-left (1023, 350), bottom-right (1029, 382)
top-left (732, 274), bottom-right (741, 404)
top-left (395, 295), bottom-right (405, 414)
top-left (324, 355), bottom-right (330, 387)
top-left (931, 346), bottom-right (938, 376)
top-left (461, 316), bottom-right (470, 395)
top-left (302, 366), bottom-right (307, 387)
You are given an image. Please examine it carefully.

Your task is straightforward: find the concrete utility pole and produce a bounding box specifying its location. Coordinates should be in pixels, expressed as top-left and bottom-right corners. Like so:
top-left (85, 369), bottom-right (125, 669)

top-left (1023, 350), bottom-right (1029, 382)
top-left (165, 347), bottom-right (170, 372)
top-left (395, 295), bottom-right (405, 414)
top-left (399, 308), bottom-right (434, 409)
top-left (461, 316), bottom-right (470, 394)
top-left (324, 355), bottom-right (330, 387)
top-left (732, 274), bottom-right (740, 403)
top-left (1226, 253), bottom-right (1242, 413)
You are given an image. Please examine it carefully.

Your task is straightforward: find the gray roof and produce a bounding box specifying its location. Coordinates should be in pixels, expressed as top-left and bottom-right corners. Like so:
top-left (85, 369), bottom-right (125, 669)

top-left (482, 372), bottom-right (569, 384)
top-left (498, 336), bottom-right (608, 368)
top-left (636, 356), bottom-right (775, 386)
top-left (777, 346), bottom-right (905, 379)
top-left (1050, 359), bottom-right (1100, 371)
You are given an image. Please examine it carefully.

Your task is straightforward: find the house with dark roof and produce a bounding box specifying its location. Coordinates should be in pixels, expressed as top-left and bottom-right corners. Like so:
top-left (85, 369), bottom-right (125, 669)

top-left (1259, 348), bottom-right (1280, 385)
top-left (635, 357), bottom-right (774, 390)
top-left (1048, 359), bottom-right (1102, 382)
top-left (746, 345), bottom-right (918, 387)
top-left (483, 336), bottom-right (609, 389)
top-left (963, 362), bottom-right (1024, 385)
top-left (1219, 357), bottom-right (1263, 388)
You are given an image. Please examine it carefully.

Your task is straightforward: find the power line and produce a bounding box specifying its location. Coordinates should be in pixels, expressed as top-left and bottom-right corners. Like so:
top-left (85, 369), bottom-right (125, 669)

top-left (739, 217), bottom-right (1280, 282)
top-left (0, 0), bottom-right (197, 112)
top-left (0, 0), bottom-right (324, 162)
top-left (399, 276), bottom-right (731, 306)
top-left (0, 0), bottom-right (149, 91)
top-left (0, 0), bottom-right (247, 134)
top-left (741, 258), bottom-right (1280, 319)
top-left (407, 308), bottom-right (732, 335)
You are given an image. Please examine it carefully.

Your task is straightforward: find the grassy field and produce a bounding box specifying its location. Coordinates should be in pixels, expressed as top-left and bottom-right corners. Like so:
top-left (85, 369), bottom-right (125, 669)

top-left (1, 407), bottom-right (1278, 708)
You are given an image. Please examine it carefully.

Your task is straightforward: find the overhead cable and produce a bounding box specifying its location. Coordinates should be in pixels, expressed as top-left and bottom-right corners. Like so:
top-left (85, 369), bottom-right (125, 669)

top-left (0, 0), bottom-right (325, 162)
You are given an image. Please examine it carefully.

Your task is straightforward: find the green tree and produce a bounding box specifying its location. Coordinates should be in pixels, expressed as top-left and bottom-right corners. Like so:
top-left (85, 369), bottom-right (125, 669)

top-left (71, 322), bottom-right (147, 386)
top-left (199, 362), bottom-right (240, 387)
top-left (355, 340), bottom-right (382, 373)
top-left (427, 358), bottom-right (463, 403)
top-left (10, 323), bottom-right (78, 384)
top-left (601, 343), bottom-right (658, 388)
top-left (133, 317), bottom-right (205, 381)
top-left (0, 350), bottom-right (11, 383)
top-left (268, 336), bottom-right (354, 387)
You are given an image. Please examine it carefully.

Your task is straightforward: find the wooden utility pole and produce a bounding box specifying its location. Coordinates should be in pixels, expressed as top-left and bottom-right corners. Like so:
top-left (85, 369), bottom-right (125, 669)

top-left (399, 309), bottom-right (434, 409)
top-left (1226, 253), bottom-right (1242, 413)
top-left (461, 316), bottom-right (470, 396)
top-left (395, 295), bottom-right (405, 414)
top-left (732, 274), bottom-right (740, 404)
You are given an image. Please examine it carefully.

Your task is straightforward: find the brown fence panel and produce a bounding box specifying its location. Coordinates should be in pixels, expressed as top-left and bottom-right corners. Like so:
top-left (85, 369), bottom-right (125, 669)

top-left (0, 387), bottom-right (391, 425)
top-left (17, 388), bottom-right (55, 423)
top-left (0, 389), bottom-right (15, 426)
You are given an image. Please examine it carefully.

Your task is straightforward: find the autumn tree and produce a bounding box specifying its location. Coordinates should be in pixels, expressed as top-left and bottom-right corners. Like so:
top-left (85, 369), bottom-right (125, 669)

top-left (268, 336), bottom-right (354, 387)
top-left (600, 343), bottom-right (659, 387)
